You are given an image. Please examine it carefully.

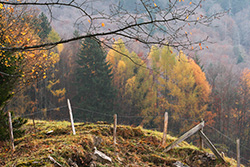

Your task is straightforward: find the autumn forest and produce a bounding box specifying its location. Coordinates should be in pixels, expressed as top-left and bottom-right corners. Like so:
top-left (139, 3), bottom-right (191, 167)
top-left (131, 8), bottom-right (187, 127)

top-left (1, 0), bottom-right (250, 165)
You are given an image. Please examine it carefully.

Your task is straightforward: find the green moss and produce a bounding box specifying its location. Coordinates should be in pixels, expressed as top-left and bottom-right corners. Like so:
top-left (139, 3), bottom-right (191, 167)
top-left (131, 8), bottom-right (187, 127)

top-left (16, 159), bottom-right (46, 167)
top-left (0, 119), bottom-right (241, 167)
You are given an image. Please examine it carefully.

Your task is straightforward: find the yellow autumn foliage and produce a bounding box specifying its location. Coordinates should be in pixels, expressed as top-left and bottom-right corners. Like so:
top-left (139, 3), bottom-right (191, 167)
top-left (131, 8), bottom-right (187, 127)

top-left (0, 5), bottom-right (58, 88)
top-left (117, 60), bottom-right (126, 73)
top-left (164, 52), bottom-right (210, 132)
top-left (51, 88), bottom-right (66, 97)
top-left (57, 44), bottom-right (64, 54)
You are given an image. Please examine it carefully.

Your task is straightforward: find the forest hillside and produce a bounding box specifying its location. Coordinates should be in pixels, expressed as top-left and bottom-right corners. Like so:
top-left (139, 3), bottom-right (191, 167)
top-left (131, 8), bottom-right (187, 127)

top-left (1, 0), bottom-right (250, 166)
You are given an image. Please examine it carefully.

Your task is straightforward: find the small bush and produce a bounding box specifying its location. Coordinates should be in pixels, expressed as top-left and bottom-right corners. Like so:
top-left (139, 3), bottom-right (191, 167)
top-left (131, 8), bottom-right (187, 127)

top-left (0, 110), bottom-right (27, 141)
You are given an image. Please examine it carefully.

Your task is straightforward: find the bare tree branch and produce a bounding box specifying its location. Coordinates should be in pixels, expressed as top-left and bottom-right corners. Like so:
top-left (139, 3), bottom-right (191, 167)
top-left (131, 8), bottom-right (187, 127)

top-left (0, 0), bottom-right (226, 53)
top-left (0, 0), bottom-right (92, 19)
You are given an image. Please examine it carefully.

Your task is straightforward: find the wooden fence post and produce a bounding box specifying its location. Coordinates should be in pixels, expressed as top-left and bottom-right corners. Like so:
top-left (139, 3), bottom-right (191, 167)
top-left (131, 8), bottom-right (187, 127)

top-left (199, 118), bottom-right (204, 150)
top-left (113, 114), bottom-right (117, 145)
top-left (237, 139), bottom-right (240, 167)
top-left (32, 115), bottom-right (36, 133)
top-left (162, 112), bottom-right (168, 146)
top-left (67, 99), bottom-right (76, 135)
top-left (8, 112), bottom-right (15, 151)
top-left (198, 130), bottom-right (226, 163)
top-left (164, 121), bottom-right (204, 152)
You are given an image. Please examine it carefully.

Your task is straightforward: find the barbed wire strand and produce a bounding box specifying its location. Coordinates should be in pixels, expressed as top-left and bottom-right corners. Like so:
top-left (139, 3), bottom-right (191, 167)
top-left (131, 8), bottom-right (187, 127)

top-left (205, 125), bottom-right (236, 144)
top-left (72, 117), bottom-right (161, 130)
top-left (17, 105), bottom-right (68, 118)
top-left (72, 106), bottom-right (204, 123)
top-left (205, 124), bottom-right (250, 153)
top-left (15, 104), bottom-right (200, 123)
top-left (72, 106), bottom-right (114, 117)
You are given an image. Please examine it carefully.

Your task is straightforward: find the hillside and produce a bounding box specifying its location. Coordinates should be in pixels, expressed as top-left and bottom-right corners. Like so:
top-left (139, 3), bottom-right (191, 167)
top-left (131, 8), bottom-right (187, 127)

top-left (0, 120), bottom-right (241, 167)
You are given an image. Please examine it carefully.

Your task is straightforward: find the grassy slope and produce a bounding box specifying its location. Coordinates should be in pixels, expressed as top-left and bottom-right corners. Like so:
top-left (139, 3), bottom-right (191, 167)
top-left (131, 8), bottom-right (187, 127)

top-left (0, 120), bottom-right (242, 167)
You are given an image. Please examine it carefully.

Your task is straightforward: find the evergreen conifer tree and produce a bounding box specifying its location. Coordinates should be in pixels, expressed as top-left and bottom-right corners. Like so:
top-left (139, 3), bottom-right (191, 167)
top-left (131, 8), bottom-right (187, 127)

top-left (37, 12), bottom-right (52, 41)
top-left (74, 37), bottom-right (116, 122)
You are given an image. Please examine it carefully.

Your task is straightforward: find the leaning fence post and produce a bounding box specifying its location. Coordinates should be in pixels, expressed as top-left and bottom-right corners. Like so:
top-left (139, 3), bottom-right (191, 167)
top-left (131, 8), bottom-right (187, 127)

top-left (67, 99), bottom-right (76, 135)
top-left (113, 114), bottom-right (117, 145)
top-left (237, 139), bottom-right (240, 167)
top-left (198, 130), bottom-right (226, 163)
top-left (164, 121), bottom-right (204, 153)
top-left (8, 112), bottom-right (15, 151)
top-left (162, 112), bottom-right (168, 146)
top-left (199, 118), bottom-right (204, 150)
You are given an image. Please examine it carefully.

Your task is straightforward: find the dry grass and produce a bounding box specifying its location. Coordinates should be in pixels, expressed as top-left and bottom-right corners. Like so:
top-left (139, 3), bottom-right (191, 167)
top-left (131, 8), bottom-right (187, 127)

top-left (0, 119), bottom-right (242, 167)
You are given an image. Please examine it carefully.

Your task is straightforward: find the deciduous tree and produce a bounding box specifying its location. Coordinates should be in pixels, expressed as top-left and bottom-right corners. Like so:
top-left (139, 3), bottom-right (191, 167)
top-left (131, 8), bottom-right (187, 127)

top-left (164, 52), bottom-right (210, 133)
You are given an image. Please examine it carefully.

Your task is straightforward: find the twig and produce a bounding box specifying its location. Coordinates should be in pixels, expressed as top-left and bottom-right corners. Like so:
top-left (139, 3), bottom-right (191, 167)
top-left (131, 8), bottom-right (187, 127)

top-left (48, 155), bottom-right (62, 167)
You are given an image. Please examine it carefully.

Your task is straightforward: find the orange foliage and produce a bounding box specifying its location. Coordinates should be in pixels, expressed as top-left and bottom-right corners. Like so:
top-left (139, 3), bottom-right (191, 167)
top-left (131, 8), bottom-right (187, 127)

top-left (189, 59), bottom-right (211, 102)
top-left (240, 68), bottom-right (250, 91)
top-left (204, 111), bottom-right (216, 126)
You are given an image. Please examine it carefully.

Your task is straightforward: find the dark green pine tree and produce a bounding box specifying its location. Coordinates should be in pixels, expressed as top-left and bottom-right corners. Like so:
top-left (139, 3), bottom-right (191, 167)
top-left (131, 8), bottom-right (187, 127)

top-left (74, 37), bottom-right (116, 122)
top-left (0, 52), bottom-right (18, 108)
top-left (37, 12), bottom-right (52, 41)
top-left (0, 51), bottom-right (27, 141)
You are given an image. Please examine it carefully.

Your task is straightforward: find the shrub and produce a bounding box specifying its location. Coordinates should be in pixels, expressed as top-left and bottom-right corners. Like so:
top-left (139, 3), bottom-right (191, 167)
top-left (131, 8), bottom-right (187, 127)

top-left (0, 110), bottom-right (27, 141)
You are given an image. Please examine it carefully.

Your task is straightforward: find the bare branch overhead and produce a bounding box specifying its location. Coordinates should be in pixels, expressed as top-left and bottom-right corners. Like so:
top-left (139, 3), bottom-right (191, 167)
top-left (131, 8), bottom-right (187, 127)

top-left (0, 0), bottom-right (226, 52)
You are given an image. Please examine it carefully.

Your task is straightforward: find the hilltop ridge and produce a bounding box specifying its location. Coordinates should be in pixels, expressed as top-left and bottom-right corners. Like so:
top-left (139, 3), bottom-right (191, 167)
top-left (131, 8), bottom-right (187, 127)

top-left (0, 120), bottom-right (241, 166)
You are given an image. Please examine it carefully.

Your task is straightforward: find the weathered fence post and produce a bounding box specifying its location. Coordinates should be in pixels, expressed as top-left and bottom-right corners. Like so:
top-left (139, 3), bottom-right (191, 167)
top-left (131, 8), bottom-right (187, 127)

top-left (8, 112), bottom-right (15, 151)
top-left (67, 99), bottom-right (76, 135)
top-left (164, 121), bottom-right (204, 152)
top-left (162, 112), bottom-right (168, 146)
top-left (199, 118), bottom-right (204, 150)
top-left (113, 114), bottom-right (117, 156)
top-left (198, 130), bottom-right (226, 163)
top-left (237, 139), bottom-right (240, 167)
top-left (32, 115), bottom-right (36, 133)
top-left (113, 114), bottom-right (117, 145)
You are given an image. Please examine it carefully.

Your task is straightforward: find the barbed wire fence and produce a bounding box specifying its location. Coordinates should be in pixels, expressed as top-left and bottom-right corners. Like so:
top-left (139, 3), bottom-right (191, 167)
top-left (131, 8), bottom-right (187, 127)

top-left (204, 125), bottom-right (250, 165)
top-left (7, 99), bottom-right (250, 166)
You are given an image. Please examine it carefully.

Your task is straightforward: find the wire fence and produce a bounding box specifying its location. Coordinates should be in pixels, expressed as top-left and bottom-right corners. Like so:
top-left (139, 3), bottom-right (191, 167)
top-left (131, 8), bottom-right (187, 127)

top-left (10, 102), bottom-right (250, 166)
top-left (204, 125), bottom-right (250, 165)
